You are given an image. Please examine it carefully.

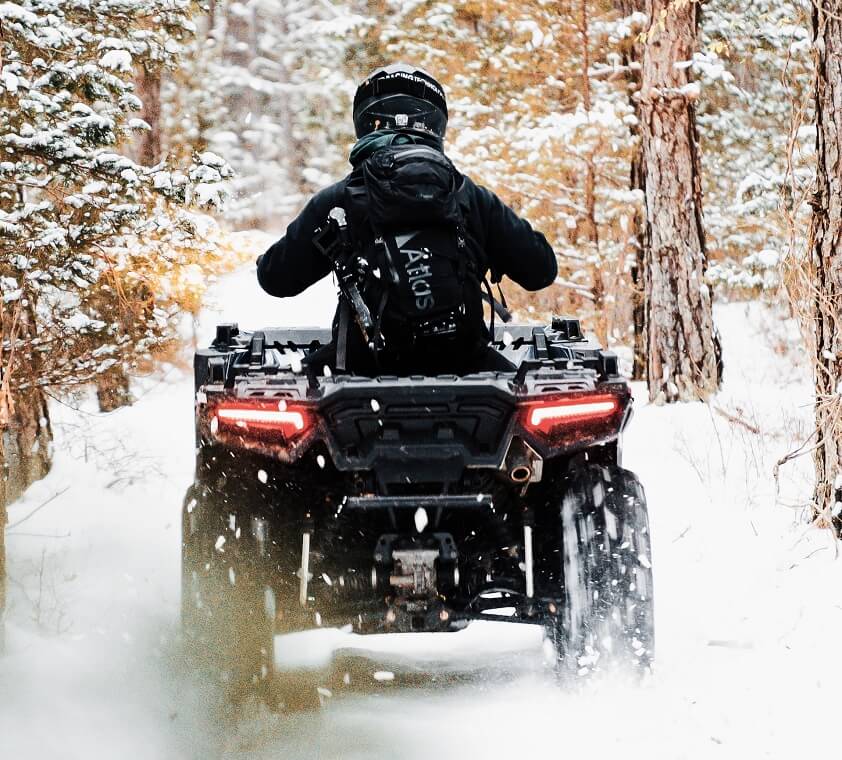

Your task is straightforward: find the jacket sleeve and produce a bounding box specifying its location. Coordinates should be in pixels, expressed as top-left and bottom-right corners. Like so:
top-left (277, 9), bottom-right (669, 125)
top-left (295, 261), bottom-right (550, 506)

top-left (256, 186), bottom-right (340, 298)
top-left (470, 182), bottom-right (558, 291)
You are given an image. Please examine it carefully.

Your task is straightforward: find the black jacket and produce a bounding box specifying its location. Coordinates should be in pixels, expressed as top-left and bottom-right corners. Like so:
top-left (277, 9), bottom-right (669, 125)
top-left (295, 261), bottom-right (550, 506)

top-left (257, 174), bottom-right (557, 300)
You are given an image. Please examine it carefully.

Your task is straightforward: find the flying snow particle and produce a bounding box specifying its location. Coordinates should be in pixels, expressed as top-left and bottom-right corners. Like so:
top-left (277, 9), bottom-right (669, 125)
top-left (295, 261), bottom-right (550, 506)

top-left (603, 508), bottom-right (618, 540)
top-left (316, 454), bottom-right (326, 469)
top-left (414, 507), bottom-right (429, 533)
top-left (215, 535), bottom-right (226, 552)
top-left (257, 469), bottom-right (268, 484)
top-left (370, 399), bottom-right (381, 412)
top-left (373, 671), bottom-right (395, 682)
top-left (228, 567), bottom-right (236, 585)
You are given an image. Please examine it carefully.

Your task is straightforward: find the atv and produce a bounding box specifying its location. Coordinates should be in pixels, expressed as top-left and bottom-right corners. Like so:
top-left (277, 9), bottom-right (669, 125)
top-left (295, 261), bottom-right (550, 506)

top-left (182, 318), bottom-right (654, 707)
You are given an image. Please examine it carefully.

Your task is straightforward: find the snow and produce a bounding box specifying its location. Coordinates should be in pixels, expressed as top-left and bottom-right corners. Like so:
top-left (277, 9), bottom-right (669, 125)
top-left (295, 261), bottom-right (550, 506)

top-left (3, 270), bottom-right (841, 758)
top-left (0, 2), bottom-right (37, 24)
top-left (99, 49), bottom-right (133, 72)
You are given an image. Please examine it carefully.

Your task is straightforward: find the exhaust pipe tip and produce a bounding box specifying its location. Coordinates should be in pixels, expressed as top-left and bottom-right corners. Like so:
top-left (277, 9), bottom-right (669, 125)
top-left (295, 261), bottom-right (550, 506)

top-left (510, 465), bottom-right (532, 483)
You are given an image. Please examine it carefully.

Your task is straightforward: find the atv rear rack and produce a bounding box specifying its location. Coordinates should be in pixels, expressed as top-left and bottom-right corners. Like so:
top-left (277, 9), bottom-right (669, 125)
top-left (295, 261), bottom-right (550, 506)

top-left (343, 494), bottom-right (494, 512)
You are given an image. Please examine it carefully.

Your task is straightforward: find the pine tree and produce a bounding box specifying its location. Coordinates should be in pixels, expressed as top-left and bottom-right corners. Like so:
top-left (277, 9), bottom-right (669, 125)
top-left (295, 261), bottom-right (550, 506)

top-left (639, 0), bottom-right (721, 403)
top-left (0, 0), bottom-right (230, 628)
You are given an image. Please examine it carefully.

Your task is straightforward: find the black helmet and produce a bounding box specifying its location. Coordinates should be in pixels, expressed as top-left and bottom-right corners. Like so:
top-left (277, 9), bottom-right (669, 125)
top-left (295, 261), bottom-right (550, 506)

top-left (353, 63), bottom-right (448, 140)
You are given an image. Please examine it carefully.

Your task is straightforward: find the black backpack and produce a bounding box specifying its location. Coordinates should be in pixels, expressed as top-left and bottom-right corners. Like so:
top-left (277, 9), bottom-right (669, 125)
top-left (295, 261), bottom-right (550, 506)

top-left (339, 144), bottom-right (501, 366)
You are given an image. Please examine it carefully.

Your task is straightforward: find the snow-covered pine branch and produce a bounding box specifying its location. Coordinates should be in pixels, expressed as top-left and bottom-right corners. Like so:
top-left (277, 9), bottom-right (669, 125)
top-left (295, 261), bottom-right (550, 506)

top-left (0, 0), bottom-right (232, 511)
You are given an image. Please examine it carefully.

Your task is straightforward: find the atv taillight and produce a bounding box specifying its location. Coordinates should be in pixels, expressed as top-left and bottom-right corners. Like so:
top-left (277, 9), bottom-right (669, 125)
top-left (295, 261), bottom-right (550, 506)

top-left (213, 400), bottom-right (310, 442)
top-left (527, 396), bottom-right (619, 430)
top-left (520, 392), bottom-right (627, 449)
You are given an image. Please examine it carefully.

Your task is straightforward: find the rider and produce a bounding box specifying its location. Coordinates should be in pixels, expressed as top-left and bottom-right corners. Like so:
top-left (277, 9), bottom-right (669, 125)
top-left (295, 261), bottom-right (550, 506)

top-left (257, 63), bottom-right (558, 375)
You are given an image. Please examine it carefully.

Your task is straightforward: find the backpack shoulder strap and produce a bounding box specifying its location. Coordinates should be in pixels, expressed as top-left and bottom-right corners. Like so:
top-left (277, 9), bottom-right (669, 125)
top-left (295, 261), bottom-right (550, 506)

top-left (343, 169), bottom-right (369, 234)
top-left (454, 179), bottom-right (494, 277)
top-left (453, 180), bottom-right (512, 325)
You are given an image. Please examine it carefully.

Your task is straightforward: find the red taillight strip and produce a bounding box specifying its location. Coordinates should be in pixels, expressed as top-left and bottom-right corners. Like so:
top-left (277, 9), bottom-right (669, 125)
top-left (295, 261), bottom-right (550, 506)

top-left (528, 398), bottom-right (619, 428)
top-left (217, 407), bottom-right (306, 431)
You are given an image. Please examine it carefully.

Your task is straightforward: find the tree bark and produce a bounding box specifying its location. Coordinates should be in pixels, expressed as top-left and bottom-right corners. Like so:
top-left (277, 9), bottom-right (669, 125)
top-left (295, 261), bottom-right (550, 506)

top-left (0, 437), bottom-right (6, 649)
top-left (136, 66), bottom-right (163, 166)
top-left (224, 2), bottom-right (257, 117)
top-left (616, 0), bottom-right (647, 380)
top-left (629, 150), bottom-right (647, 380)
top-left (809, 0), bottom-right (842, 528)
top-left (1, 302), bottom-right (53, 643)
top-left (96, 365), bottom-right (133, 413)
top-left (639, 0), bottom-right (720, 403)
top-left (580, 0), bottom-right (608, 346)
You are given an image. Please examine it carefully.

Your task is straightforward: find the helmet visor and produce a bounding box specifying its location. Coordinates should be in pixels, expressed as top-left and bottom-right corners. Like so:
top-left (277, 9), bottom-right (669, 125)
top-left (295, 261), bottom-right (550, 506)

top-left (353, 94), bottom-right (447, 139)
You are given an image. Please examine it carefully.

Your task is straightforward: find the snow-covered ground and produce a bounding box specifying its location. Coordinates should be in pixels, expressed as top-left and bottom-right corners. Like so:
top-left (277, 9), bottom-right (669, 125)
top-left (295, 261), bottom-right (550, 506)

top-left (3, 261), bottom-right (841, 760)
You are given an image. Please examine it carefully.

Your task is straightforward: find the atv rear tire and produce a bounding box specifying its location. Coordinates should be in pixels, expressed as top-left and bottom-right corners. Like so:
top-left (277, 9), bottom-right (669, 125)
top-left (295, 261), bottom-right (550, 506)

top-left (547, 463), bottom-right (654, 677)
top-left (181, 482), bottom-right (276, 707)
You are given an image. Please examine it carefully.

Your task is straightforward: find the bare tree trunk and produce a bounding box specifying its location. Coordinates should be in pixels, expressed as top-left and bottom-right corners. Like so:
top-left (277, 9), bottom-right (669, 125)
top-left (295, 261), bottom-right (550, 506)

top-left (809, 0), bottom-right (842, 528)
top-left (629, 151), bottom-right (647, 380)
top-left (1, 302), bottom-right (53, 644)
top-left (580, 0), bottom-right (607, 346)
top-left (617, 0), bottom-right (647, 379)
top-left (136, 66), bottom-right (163, 165)
top-left (639, 0), bottom-right (720, 403)
top-left (225, 3), bottom-right (256, 117)
top-left (0, 438), bottom-right (6, 650)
